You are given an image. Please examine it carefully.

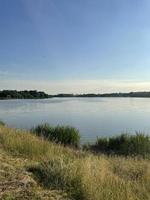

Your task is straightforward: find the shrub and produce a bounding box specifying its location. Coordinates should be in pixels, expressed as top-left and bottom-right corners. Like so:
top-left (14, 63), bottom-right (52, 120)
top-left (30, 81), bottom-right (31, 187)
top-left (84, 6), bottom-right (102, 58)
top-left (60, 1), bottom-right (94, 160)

top-left (0, 121), bottom-right (5, 126)
top-left (86, 133), bottom-right (150, 156)
top-left (32, 124), bottom-right (80, 148)
top-left (95, 137), bottom-right (109, 152)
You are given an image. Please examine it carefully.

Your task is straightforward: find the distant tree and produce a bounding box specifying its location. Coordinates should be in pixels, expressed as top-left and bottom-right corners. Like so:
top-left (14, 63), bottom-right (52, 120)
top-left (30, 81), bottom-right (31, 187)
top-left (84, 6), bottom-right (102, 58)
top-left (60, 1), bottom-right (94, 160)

top-left (0, 90), bottom-right (49, 99)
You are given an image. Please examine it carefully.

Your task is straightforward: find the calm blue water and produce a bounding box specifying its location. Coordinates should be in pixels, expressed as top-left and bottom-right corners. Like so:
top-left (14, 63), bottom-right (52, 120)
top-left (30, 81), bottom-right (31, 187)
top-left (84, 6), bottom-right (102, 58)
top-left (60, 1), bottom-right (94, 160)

top-left (1, 97), bottom-right (150, 143)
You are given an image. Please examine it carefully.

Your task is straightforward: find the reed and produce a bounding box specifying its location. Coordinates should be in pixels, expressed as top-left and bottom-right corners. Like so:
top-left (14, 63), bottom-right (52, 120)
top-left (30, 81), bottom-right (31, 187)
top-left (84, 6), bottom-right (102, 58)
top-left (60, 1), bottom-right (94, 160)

top-left (32, 123), bottom-right (80, 148)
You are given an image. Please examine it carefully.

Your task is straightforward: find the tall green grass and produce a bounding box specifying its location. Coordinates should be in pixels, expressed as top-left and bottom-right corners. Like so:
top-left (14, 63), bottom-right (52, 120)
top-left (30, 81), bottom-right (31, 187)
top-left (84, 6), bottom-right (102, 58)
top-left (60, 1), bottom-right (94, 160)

top-left (32, 123), bottom-right (80, 148)
top-left (85, 133), bottom-right (150, 157)
top-left (0, 120), bottom-right (5, 126)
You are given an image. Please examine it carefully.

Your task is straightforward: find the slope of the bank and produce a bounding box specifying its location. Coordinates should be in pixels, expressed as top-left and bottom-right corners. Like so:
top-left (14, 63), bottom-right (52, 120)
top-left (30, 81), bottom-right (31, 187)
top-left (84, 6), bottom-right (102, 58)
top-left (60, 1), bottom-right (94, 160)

top-left (0, 125), bottom-right (150, 200)
top-left (0, 126), bottom-right (70, 200)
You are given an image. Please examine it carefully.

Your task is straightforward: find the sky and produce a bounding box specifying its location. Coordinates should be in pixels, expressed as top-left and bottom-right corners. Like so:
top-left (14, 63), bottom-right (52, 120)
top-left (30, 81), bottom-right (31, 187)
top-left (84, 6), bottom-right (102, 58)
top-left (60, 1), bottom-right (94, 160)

top-left (1, 0), bottom-right (150, 94)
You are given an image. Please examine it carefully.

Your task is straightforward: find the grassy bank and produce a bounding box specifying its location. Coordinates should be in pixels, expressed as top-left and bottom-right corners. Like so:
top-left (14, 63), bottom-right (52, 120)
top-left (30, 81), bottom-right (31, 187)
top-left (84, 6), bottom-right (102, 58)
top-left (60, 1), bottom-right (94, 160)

top-left (0, 125), bottom-right (150, 200)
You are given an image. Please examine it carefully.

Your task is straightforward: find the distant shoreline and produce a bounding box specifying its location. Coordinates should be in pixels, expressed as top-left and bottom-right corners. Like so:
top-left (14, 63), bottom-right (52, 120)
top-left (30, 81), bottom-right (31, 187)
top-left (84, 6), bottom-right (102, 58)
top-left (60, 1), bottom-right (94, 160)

top-left (1, 90), bottom-right (150, 99)
top-left (2, 96), bottom-right (150, 100)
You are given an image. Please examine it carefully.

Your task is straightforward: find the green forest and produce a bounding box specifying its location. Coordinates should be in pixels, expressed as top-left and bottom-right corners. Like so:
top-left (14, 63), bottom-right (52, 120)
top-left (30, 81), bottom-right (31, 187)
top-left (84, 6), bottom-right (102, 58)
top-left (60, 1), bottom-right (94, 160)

top-left (0, 90), bottom-right (49, 99)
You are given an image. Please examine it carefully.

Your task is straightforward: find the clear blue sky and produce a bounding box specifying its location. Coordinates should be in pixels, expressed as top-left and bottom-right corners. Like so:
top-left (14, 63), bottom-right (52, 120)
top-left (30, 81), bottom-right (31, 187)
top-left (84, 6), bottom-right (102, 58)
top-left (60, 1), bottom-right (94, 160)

top-left (1, 0), bottom-right (150, 94)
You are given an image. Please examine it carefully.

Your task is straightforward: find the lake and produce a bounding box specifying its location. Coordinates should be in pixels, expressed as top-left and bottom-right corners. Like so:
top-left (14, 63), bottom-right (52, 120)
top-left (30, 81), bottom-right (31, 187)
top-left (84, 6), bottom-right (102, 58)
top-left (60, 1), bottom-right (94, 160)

top-left (1, 97), bottom-right (150, 143)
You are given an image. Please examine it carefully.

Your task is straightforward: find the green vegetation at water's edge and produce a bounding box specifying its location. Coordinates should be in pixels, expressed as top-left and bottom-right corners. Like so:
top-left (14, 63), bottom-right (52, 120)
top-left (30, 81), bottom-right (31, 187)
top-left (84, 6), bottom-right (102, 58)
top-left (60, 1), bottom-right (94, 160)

top-left (0, 125), bottom-right (150, 200)
top-left (0, 121), bottom-right (5, 126)
top-left (31, 123), bottom-right (150, 157)
top-left (1, 121), bottom-right (150, 157)
top-left (31, 124), bottom-right (80, 148)
top-left (84, 133), bottom-right (150, 157)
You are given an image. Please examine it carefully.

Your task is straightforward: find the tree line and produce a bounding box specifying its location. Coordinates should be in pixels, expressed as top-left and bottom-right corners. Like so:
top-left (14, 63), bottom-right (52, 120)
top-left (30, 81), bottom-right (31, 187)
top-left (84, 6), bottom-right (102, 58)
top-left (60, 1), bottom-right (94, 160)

top-left (1, 90), bottom-right (150, 99)
top-left (54, 92), bottom-right (150, 98)
top-left (0, 90), bottom-right (49, 99)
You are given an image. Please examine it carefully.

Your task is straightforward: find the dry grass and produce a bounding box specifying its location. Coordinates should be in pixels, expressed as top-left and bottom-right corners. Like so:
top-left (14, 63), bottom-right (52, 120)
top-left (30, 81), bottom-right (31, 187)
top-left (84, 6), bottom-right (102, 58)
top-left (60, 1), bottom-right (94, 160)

top-left (33, 154), bottom-right (150, 200)
top-left (0, 148), bottom-right (70, 200)
top-left (0, 125), bottom-right (150, 200)
top-left (0, 126), bottom-right (76, 160)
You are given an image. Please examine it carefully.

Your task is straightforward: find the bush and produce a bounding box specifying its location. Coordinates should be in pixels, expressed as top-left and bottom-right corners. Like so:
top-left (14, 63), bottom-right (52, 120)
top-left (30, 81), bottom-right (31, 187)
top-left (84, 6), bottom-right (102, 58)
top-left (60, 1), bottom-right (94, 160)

top-left (32, 124), bottom-right (80, 148)
top-left (0, 121), bottom-right (5, 126)
top-left (86, 133), bottom-right (150, 156)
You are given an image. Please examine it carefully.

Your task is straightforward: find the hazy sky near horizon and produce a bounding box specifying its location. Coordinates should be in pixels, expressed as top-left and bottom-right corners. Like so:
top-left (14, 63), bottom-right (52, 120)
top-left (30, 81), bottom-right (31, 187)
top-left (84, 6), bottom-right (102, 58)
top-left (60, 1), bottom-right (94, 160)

top-left (1, 0), bottom-right (150, 94)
